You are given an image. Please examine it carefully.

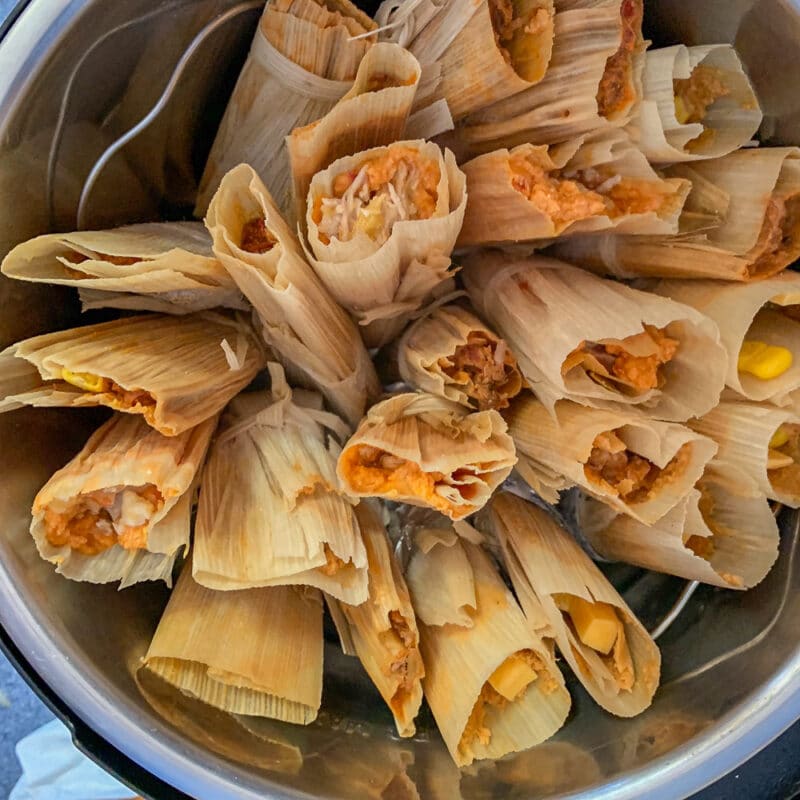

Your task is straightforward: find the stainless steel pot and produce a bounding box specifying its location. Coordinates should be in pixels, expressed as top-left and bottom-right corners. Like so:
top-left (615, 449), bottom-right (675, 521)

top-left (1, 2), bottom-right (800, 798)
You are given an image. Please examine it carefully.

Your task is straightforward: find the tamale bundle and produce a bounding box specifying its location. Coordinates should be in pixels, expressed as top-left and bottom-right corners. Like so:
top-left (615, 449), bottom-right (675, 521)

top-left (491, 492), bottom-right (661, 717)
top-left (690, 401), bottom-right (800, 507)
top-left (193, 364), bottom-right (368, 604)
top-left (457, 128), bottom-right (690, 247)
top-left (627, 44), bottom-right (762, 163)
top-left (337, 392), bottom-right (516, 520)
top-left (398, 304), bottom-right (523, 411)
top-left (507, 395), bottom-right (717, 521)
top-left (195, 0), bottom-right (377, 215)
top-left (549, 147), bottom-right (800, 281)
top-left (326, 502), bottom-right (424, 737)
top-left (142, 562), bottom-right (324, 724)
top-left (0, 222), bottom-right (245, 314)
top-left (287, 43), bottom-right (422, 226)
top-left (464, 253), bottom-right (727, 421)
top-left (578, 468), bottom-right (779, 590)
top-left (30, 413), bottom-right (215, 586)
top-left (456, 0), bottom-right (645, 154)
top-left (305, 139), bottom-right (467, 347)
top-left (652, 273), bottom-right (800, 406)
top-left (405, 526), bottom-right (571, 766)
top-left (205, 163), bottom-right (380, 427)
top-left (0, 313), bottom-right (264, 436)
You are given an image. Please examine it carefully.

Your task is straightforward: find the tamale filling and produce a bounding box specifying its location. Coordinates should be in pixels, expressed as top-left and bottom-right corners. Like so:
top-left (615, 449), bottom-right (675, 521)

top-left (748, 193), bottom-right (800, 278)
top-left (458, 650), bottom-right (555, 759)
top-left (320, 543), bottom-right (349, 576)
top-left (240, 218), bottom-right (277, 253)
top-left (43, 483), bottom-right (164, 556)
top-left (767, 422), bottom-right (800, 496)
top-left (562, 324), bottom-right (679, 394)
top-left (384, 610), bottom-right (420, 709)
top-left (673, 65), bottom-right (730, 151)
top-left (489, 0), bottom-right (552, 78)
top-left (438, 331), bottom-right (522, 410)
top-left (340, 444), bottom-right (480, 514)
top-left (314, 146), bottom-right (441, 245)
top-left (584, 431), bottom-right (692, 503)
top-left (596, 0), bottom-right (643, 119)
top-left (58, 369), bottom-right (156, 414)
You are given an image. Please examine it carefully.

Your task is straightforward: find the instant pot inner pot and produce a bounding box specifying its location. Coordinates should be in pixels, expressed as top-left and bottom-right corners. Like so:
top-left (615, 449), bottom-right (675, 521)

top-left (2, 1), bottom-right (800, 798)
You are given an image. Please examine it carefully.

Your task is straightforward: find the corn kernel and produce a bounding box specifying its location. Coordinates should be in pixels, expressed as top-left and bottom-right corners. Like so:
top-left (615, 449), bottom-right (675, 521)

top-left (770, 426), bottom-right (790, 449)
top-left (61, 368), bottom-right (107, 393)
top-left (737, 340), bottom-right (793, 380)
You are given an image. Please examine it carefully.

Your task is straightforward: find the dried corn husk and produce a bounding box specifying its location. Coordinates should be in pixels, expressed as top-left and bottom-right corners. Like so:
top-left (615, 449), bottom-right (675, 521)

top-left (578, 469), bottom-right (779, 589)
top-left (457, 130), bottom-right (690, 247)
top-left (287, 43), bottom-right (422, 225)
top-left (491, 492), bottom-right (660, 717)
top-left (337, 392), bottom-right (516, 520)
top-left (507, 395), bottom-right (717, 522)
top-left (549, 148), bottom-right (800, 281)
top-left (194, 0), bottom-right (377, 216)
top-left (0, 313), bottom-right (264, 436)
top-left (627, 44), bottom-right (762, 163)
top-left (327, 502), bottom-right (424, 737)
top-left (464, 252), bottom-right (727, 421)
top-left (194, 365), bottom-right (368, 604)
top-left (456, 0), bottom-right (645, 154)
top-left (652, 273), bottom-right (800, 406)
top-left (689, 401), bottom-right (800, 507)
top-left (143, 563), bottom-right (323, 724)
top-left (205, 164), bottom-right (379, 427)
top-left (0, 222), bottom-right (245, 314)
top-left (405, 528), bottom-right (570, 766)
top-left (425, 0), bottom-right (555, 121)
top-left (398, 304), bottom-right (523, 411)
top-left (30, 413), bottom-right (215, 586)
top-left (305, 140), bottom-right (467, 347)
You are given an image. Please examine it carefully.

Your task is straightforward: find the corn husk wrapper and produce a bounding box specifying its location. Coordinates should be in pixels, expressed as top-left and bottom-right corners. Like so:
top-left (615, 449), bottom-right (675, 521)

top-left (194, 0), bottom-right (377, 216)
top-left (205, 164), bottom-right (379, 427)
top-left (305, 140), bottom-right (467, 347)
top-left (464, 253), bottom-right (727, 421)
top-left (194, 365), bottom-right (368, 604)
top-left (398, 304), bottom-right (523, 410)
top-left (457, 0), bottom-right (645, 154)
top-left (405, 528), bottom-right (570, 766)
top-left (426, 0), bottom-right (555, 121)
top-left (0, 222), bottom-right (246, 314)
top-left (0, 313), bottom-right (264, 436)
top-left (507, 395), bottom-right (718, 522)
top-left (457, 130), bottom-right (690, 247)
top-left (287, 43), bottom-right (422, 225)
top-left (549, 148), bottom-right (800, 281)
top-left (143, 563), bottom-right (324, 724)
top-left (627, 44), bottom-right (762, 163)
top-left (689, 401), bottom-right (800, 507)
top-left (578, 470), bottom-right (780, 590)
top-left (30, 413), bottom-right (215, 586)
top-left (337, 392), bottom-right (516, 520)
top-left (491, 492), bottom-right (660, 717)
top-left (652, 273), bottom-right (800, 406)
top-left (326, 502), bottom-right (424, 737)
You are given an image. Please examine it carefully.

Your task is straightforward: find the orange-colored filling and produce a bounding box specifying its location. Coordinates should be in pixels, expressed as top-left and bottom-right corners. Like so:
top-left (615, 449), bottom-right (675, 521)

top-left (43, 484), bottom-right (163, 556)
top-left (320, 543), bottom-right (348, 576)
top-left (489, 0), bottom-right (551, 68)
top-left (240, 218), bottom-right (277, 253)
top-left (364, 72), bottom-right (417, 92)
top-left (438, 332), bottom-right (522, 411)
top-left (673, 65), bottom-right (729, 125)
top-left (748, 193), bottom-right (800, 278)
top-left (584, 432), bottom-right (691, 503)
top-left (596, 0), bottom-right (643, 119)
top-left (562, 325), bottom-right (679, 394)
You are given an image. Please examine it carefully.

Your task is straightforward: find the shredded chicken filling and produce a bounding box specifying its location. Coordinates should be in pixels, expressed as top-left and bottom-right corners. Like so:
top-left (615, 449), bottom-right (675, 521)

top-left (43, 484), bottom-right (164, 556)
top-left (489, 0), bottom-right (551, 72)
top-left (767, 422), bottom-right (800, 496)
top-left (62, 251), bottom-right (142, 278)
top-left (313, 146), bottom-right (440, 245)
top-left (674, 64), bottom-right (729, 123)
top-left (510, 153), bottom-right (674, 226)
top-left (596, 0), bottom-right (643, 119)
top-left (584, 432), bottom-right (692, 503)
top-left (58, 372), bottom-right (156, 411)
top-left (319, 543), bottom-right (349, 576)
top-left (384, 610), bottom-right (419, 708)
top-left (438, 331), bottom-right (521, 410)
top-left (240, 218), bottom-right (277, 253)
top-left (749, 193), bottom-right (800, 277)
top-left (458, 650), bottom-right (553, 758)
top-left (562, 324), bottom-right (679, 395)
